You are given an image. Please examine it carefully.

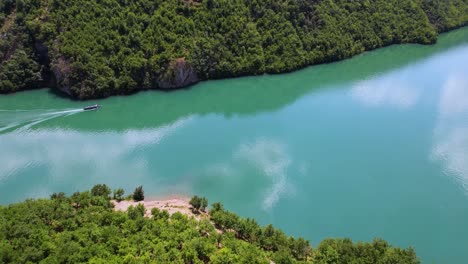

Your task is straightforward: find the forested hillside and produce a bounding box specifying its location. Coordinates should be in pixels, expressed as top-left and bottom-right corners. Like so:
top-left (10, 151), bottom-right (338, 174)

top-left (1, 0), bottom-right (467, 99)
top-left (0, 185), bottom-right (420, 263)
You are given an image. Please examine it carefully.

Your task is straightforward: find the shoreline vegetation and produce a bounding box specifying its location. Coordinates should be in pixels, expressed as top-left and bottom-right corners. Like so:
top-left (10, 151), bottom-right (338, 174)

top-left (0, 184), bottom-right (421, 263)
top-left (113, 197), bottom-right (201, 219)
top-left (1, 0), bottom-right (467, 99)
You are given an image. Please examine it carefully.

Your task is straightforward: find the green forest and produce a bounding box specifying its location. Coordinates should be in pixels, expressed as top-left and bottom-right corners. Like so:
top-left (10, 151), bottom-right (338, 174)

top-left (0, 0), bottom-right (467, 99)
top-left (0, 185), bottom-right (420, 263)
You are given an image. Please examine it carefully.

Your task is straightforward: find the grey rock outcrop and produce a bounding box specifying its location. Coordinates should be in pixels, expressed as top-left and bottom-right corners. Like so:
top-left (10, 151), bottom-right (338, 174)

top-left (158, 58), bottom-right (199, 89)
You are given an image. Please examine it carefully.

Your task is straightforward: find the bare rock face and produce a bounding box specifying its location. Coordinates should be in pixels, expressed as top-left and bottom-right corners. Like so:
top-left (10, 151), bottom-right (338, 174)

top-left (51, 56), bottom-right (72, 95)
top-left (158, 58), bottom-right (199, 89)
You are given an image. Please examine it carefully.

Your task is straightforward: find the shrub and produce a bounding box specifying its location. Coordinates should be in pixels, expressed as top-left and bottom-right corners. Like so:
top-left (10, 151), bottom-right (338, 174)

top-left (113, 188), bottom-right (125, 202)
top-left (128, 204), bottom-right (146, 219)
top-left (91, 184), bottom-right (111, 197)
top-left (133, 186), bottom-right (144, 201)
top-left (201, 197), bottom-right (208, 211)
top-left (151, 207), bottom-right (170, 220)
top-left (210, 202), bottom-right (224, 214)
top-left (189, 196), bottom-right (208, 212)
top-left (50, 192), bottom-right (66, 200)
top-left (190, 195), bottom-right (201, 211)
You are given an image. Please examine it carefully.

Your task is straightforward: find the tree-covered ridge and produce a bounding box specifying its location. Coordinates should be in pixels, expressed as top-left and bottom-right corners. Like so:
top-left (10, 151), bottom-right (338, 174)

top-left (0, 0), bottom-right (467, 99)
top-left (0, 185), bottom-right (420, 263)
top-left (0, 0), bottom-right (44, 92)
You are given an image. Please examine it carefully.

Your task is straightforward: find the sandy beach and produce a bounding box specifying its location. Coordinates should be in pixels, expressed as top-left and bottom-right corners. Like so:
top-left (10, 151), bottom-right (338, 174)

top-left (112, 197), bottom-right (207, 220)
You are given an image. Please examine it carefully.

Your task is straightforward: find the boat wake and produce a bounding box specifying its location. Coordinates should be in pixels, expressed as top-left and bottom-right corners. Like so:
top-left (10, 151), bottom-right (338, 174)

top-left (0, 108), bottom-right (83, 134)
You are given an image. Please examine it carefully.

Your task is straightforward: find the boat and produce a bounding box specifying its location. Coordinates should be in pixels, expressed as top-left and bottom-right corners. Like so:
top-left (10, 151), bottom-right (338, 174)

top-left (83, 104), bottom-right (101, 111)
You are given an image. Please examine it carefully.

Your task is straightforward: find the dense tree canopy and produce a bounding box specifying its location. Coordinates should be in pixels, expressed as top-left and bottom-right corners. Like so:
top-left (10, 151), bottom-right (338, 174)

top-left (0, 0), bottom-right (467, 98)
top-left (0, 185), bottom-right (420, 263)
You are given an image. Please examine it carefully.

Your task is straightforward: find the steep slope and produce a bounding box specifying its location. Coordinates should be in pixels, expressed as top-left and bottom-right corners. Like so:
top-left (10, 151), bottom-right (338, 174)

top-left (0, 185), bottom-right (420, 263)
top-left (0, 0), bottom-right (467, 99)
top-left (0, 3), bottom-right (43, 93)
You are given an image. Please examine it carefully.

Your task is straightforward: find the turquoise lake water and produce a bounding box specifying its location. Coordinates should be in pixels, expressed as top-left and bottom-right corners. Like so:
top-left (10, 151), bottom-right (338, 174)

top-left (1, 27), bottom-right (468, 263)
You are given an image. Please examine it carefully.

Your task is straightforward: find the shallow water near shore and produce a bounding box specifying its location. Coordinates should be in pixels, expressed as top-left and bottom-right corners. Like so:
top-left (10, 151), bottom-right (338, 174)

top-left (1, 27), bottom-right (468, 263)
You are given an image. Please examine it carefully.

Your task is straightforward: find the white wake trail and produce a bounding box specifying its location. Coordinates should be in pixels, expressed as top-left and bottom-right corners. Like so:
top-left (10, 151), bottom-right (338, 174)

top-left (0, 108), bottom-right (84, 133)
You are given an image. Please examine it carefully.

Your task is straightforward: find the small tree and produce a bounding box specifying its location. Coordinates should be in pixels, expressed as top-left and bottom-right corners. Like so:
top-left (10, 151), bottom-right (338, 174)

top-left (190, 195), bottom-right (208, 213)
top-left (292, 237), bottom-right (312, 261)
top-left (210, 202), bottom-right (224, 214)
top-left (201, 197), bottom-right (208, 212)
top-left (189, 195), bottom-right (202, 211)
top-left (113, 188), bottom-right (125, 202)
top-left (50, 192), bottom-right (66, 200)
top-left (91, 184), bottom-right (111, 197)
top-left (133, 186), bottom-right (144, 201)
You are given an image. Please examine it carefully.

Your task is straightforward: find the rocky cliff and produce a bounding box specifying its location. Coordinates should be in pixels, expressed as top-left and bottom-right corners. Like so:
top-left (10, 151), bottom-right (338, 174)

top-left (158, 58), bottom-right (199, 89)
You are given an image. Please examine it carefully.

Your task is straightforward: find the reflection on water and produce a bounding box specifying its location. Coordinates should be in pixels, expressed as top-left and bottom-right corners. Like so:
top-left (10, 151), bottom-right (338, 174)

top-left (0, 117), bottom-right (192, 185)
top-left (432, 74), bottom-right (468, 191)
top-left (201, 138), bottom-right (298, 210)
top-left (436, 75), bottom-right (468, 118)
top-left (351, 72), bottom-right (421, 109)
top-left (235, 139), bottom-right (294, 209)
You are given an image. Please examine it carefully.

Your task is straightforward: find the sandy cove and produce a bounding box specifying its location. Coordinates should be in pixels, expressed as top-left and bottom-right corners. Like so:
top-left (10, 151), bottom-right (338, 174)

top-left (112, 197), bottom-right (207, 220)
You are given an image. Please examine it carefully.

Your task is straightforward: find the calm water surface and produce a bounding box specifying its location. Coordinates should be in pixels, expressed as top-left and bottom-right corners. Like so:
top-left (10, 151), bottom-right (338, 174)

top-left (1, 27), bottom-right (468, 263)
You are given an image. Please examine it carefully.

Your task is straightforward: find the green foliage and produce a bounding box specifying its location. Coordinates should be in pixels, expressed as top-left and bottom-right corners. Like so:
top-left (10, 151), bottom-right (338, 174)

top-left (151, 207), bottom-right (170, 220)
top-left (50, 192), bottom-right (66, 200)
top-left (112, 188), bottom-right (125, 202)
top-left (0, 1), bottom-right (43, 93)
top-left (1, 0), bottom-right (467, 97)
top-left (201, 198), bottom-right (208, 211)
top-left (211, 202), bottom-right (224, 213)
top-left (132, 185), bottom-right (144, 201)
top-left (0, 187), bottom-right (420, 263)
top-left (127, 203), bottom-right (146, 219)
top-left (190, 195), bottom-right (208, 212)
top-left (91, 184), bottom-right (111, 198)
top-left (314, 238), bottom-right (419, 264)
top-left (422, 0), bottom-right (468, 32)
top-left (0, 49), bottom-right (42, 93)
